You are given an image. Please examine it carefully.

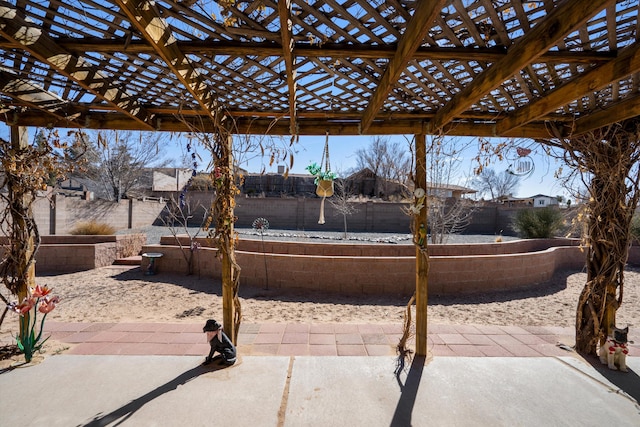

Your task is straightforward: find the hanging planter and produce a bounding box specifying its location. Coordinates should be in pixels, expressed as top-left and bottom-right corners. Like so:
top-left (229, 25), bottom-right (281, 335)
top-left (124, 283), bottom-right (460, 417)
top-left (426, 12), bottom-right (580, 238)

top-left (316, 179), bottom-right (334, 197)
top-left (306, 133), bottom-right (337, 224)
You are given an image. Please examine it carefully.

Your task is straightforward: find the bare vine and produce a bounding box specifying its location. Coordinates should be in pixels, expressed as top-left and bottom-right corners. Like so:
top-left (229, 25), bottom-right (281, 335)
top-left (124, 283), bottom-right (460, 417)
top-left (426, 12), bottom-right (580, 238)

top-left (543, 121), bottom-right (640, 355)
top-left (0, 129), bottom-right (87, 329)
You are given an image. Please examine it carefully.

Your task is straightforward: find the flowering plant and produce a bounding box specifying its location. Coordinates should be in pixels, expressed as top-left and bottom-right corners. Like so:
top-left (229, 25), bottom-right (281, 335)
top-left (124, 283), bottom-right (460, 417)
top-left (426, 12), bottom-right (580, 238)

top-left (305, 162), bottom-right (337, 184)
top-left (8, 284), bottom-right (60, 363)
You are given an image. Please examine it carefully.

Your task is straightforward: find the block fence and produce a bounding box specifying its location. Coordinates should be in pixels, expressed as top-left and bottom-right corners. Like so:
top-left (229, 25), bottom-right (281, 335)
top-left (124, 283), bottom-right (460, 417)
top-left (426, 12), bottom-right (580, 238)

top-left (140, 237), bottom-right (635, 297)
top-left (0, 234), bottom-right (146, 273)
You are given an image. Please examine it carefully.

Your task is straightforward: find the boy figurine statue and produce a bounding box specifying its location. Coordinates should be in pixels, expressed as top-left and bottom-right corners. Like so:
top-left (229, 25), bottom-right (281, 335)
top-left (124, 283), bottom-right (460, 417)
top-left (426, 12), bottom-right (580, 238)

top-left (202, 319), bottom-right (237, 366)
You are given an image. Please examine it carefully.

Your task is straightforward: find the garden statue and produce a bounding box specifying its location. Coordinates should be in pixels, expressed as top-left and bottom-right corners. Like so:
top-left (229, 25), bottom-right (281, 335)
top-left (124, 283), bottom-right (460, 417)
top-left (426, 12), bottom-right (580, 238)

top-left (599, 326), bottom-right (629, 372)
top-left (202, 319), bottom-right (237, 366)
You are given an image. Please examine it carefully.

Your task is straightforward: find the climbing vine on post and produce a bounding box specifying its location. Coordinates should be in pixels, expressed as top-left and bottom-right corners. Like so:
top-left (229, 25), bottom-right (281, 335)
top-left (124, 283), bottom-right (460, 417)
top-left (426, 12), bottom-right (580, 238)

top-left (545, 121), bottom-right (640, 356)
top-left (198, 113), bottom-right (242, 344)
top-left (0, 128), bottom-right (86, 331)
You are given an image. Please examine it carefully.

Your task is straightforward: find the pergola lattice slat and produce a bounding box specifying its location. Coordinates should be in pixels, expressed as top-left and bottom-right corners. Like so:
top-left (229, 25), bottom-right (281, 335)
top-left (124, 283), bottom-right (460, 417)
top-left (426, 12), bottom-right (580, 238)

top-left (430, 0), bottom-right (618, 133)
top-left (498, 42), bottom-right (640, 136)
top-left (115, 0), bottom-right (217, 120)
top-left (0, 1), bottom-right (154, 129)
top-left (0, 0), bottom-right (637, 137)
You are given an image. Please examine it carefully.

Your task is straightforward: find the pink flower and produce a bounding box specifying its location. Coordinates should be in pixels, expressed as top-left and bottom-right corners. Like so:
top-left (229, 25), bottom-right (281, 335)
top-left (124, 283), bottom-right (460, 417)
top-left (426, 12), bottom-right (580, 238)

top-left (10, 299), bottom-right (35, 316)
top-left (38, 296), bottom-right (60, 314)
top-left (31, 284), bottom-right (52, 298)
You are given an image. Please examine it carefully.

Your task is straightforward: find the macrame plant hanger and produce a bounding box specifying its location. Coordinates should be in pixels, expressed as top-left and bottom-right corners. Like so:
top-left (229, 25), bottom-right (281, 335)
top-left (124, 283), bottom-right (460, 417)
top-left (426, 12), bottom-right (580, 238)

top-left (316, 131), bottom-right (334, 224)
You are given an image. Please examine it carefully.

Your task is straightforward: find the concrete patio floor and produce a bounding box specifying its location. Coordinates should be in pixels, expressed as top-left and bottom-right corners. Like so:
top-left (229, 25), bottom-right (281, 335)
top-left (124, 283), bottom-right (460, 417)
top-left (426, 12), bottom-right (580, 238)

top-left (1, 321), bottom-right (638, 426)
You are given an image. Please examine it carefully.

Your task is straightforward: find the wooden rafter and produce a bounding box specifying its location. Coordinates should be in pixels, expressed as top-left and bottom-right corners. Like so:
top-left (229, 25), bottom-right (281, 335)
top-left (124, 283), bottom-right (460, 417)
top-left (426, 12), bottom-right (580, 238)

top-left (0, 2), bottom-right (154, 129)
top-left (430, 0), bottom-right (617, 133)
top-left (277, 0), bottom-right (297, 135)
top-left (115, 0), bottom-right (217, 120)
top-left (497, 42), bottom-right (640, 136)
top-left (360, 0), bottom-right (447, 133)
top-left (572, 94), bottom-right (640, 135)
top-left (0, 70), bottom-right (79, 123)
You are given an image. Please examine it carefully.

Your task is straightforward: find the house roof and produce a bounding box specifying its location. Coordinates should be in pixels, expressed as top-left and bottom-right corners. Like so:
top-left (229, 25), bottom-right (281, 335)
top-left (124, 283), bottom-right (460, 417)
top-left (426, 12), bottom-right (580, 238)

top-left (1, 1), bottom-right (637, 138)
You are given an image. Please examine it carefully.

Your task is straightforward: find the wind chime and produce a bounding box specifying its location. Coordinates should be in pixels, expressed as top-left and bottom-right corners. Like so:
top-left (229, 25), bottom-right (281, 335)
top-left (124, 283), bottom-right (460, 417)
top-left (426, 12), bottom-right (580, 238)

top-left (506, 146), bottom-right (535, 178)
top-left (316, 132), bottom-right (335, 224)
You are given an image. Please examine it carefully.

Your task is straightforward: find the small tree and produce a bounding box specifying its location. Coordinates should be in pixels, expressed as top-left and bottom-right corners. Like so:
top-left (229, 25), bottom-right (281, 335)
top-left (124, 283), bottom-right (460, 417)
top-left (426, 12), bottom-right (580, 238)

top-left (329, 178), bottom-right (358, 239)
top-left (472, 167), bottom-right (520, 201)
top-left (355, 136), bottom-right (410, 198)
top-left (78, 130), bottom-right (169, 201)
top-left (161, 195), bottom-right (209, 276)
top-left (423, 135), bottom-right (475, 243)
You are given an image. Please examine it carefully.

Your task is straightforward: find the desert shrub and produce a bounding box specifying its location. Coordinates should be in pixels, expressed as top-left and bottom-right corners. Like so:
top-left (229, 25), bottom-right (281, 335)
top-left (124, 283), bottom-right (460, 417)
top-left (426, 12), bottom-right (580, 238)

top-left (512, 207), bottom-right (563, 239)
top-left (70, 221), bottom-right (116, 235)
top-left (189, 173), bottom-right (215, 191)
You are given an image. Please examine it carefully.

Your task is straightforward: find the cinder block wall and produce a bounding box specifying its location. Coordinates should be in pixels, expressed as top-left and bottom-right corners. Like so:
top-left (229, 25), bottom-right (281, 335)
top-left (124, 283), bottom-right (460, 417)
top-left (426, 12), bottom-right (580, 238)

top-left (141, 239), bottom-right (597, 297)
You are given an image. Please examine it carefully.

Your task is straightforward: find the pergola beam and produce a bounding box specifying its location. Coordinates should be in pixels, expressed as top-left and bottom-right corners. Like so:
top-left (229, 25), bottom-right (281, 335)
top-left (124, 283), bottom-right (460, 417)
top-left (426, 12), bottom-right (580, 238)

top-left (430, 0), bottom-right (617, 133)
top-left (497, 42), bottom-right (640, 135)
top-left (8, 111), bottom-right (554, 138)
top-left (0, 1), bottom-right (154, 129)
top-left (572, 94), bottom-right (640, 135)
top-left (360, 0), bottom-right (447, 133)
top-left (277, 0), bottom-right (297, 135)
top-left (115, 0), bottom-right (217, 120)
top-left (12, 38), bottom-right (614, 64)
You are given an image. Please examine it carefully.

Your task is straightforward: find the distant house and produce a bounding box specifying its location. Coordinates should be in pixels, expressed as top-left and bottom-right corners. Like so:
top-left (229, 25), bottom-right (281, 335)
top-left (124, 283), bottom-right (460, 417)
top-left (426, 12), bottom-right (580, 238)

top-left (501, 194), bottom-right (559, 208)
top-left (425, 182), bottom-right (477, 200)
top-left (531, 194), bottom-right (559, 208)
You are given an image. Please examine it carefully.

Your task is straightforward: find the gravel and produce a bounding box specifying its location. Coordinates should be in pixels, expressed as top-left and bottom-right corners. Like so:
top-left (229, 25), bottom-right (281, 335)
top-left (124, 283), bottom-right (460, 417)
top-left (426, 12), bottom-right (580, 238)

top-left (118, 225), bottom-right (518, 245)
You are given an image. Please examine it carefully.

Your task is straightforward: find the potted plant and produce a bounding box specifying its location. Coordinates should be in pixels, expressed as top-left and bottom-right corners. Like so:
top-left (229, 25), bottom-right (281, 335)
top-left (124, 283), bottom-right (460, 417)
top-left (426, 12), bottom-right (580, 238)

top-left (305, 162), bottom-right (338, 224)
top-left (305, 162), bottom-right (337, 197)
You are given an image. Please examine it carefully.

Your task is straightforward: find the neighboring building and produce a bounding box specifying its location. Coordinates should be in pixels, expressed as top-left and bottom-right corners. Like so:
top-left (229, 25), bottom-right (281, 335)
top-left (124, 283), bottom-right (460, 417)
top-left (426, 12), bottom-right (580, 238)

top-left (152, 168), bottom-right (193, 192)
top-left (531, 194), bottom-right (560, 208)
top-left (500, 194), bottom-right (559, 208)
top-left (425, 182), bottom-right (477, 200)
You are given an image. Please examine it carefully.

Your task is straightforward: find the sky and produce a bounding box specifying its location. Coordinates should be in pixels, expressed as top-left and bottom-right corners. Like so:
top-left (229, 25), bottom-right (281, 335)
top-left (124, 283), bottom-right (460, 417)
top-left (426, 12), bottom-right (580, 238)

top-left (1, 123), bottom-right (569, 199)
top-left (177, 133), bottom-right (570, 199)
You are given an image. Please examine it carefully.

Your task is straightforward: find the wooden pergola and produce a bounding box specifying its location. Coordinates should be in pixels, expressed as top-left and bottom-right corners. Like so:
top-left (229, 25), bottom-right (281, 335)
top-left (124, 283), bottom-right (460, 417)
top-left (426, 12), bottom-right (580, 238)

top-left (1, 0), bottom-right (639, 355)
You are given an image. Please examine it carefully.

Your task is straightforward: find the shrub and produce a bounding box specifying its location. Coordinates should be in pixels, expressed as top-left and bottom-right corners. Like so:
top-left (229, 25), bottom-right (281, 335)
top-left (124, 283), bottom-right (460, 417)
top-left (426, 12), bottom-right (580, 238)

top-left (512, 207), bottom-right (563, 239)
top-left (70, 221), bottom-right (116, 235)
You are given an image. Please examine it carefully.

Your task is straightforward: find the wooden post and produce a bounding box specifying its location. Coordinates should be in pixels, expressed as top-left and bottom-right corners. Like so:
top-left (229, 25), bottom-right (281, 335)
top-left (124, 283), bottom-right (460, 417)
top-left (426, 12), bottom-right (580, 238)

top-left (10, 126), bottom-right (36, 303)
top-left (220, 134), bottom-right (237, 343)
top-left (415, 133), bottom-right (429, 356)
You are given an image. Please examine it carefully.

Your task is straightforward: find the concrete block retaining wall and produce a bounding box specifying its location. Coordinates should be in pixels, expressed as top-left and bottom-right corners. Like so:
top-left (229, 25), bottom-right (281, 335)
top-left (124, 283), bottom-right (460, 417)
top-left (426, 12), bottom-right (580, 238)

top-left (141, 238), bottom-right (605, 296)
top-left (1, 234), bottom-right (145, 273)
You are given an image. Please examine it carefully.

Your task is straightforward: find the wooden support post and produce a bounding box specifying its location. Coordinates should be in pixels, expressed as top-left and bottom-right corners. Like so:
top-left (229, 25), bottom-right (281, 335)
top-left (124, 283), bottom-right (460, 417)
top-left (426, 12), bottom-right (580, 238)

top-left (220, 134), bottom-right (237, 343)
top-left (415, 133), bottom-right (429, 356)
top-left (10, 126), bottom-right (36, 303)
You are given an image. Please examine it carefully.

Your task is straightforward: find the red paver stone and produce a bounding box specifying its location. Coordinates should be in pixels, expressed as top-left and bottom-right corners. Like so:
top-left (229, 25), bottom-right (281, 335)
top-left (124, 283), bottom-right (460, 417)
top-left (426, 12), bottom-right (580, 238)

top-left (477, 345), bottom-right (514, 357)
top-left (282, 333), bottom-right (309, 344)
top-left (309, 345), bottom-right (338, 356)
top-left (365, 344), bottom-right (395, 356)
top-left (502, 344), bottom-right (544, 357)
top-left (309, 334), bottom-right (335, 345)
top-left (337, 344), bottom-right (367, 356)
top-left (448, 345), bottom-right (486, 357)
top-left (253, 333), bottom-right (284, 345)
top-left (438, 333), bottom-right (472, 345)
top-left (335, 333), bottom-right (363, 345)
top-left (285, 324), bottom-right (310, 333)
top-left (277, 344), bottom-right (310, 356)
